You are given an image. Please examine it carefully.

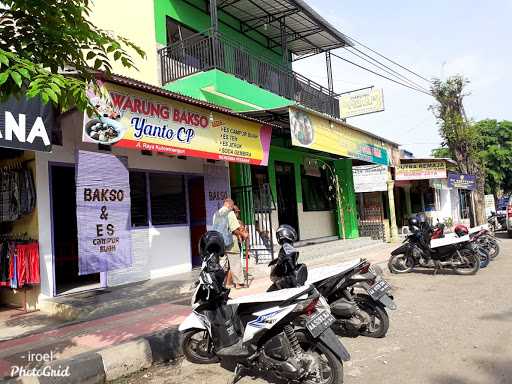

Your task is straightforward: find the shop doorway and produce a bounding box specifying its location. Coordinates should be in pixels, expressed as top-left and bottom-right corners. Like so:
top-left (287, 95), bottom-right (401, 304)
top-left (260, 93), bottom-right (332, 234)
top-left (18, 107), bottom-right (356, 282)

top-left (275, 161), bottom-right (299, 238)
top-left (50, 165), bottom-right (100, 295)
top-left (187, 176), bottom-right (206, 267)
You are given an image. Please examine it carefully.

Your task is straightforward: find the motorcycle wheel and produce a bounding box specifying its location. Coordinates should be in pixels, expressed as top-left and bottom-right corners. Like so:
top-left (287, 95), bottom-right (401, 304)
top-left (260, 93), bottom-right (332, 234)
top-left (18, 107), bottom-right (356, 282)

top-left (479, 250), bottom-right (490, 268)
top-left (295, 332), bottom-right (344, 384)
top-left (355, 294), bottom-right (390, 338)
top-left (487, 238), bottom-right (500, 259)
top-left (453, 249), bottom-right (480, 275)
top-left (181, 329), bottom-right (219, 364)
top-left (388, 254), bottom-right (414, 274)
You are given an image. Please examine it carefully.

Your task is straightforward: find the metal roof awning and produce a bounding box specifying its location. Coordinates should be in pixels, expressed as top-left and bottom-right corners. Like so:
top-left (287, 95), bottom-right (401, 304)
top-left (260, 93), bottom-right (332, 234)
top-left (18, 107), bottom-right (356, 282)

top-left (217, 0), bottom-right (352, 59)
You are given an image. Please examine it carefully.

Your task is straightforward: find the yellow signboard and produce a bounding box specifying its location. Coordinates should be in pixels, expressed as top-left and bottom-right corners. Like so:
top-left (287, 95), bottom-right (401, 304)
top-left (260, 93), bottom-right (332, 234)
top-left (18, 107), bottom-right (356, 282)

top-left (395, 162), bottom-right (447, 180)
top-left (289, 108), bottom-right (389, 165)
top-left (339, 88), bottom-right (385, 118)
top-left (83, 82), bottom-right (272, 165)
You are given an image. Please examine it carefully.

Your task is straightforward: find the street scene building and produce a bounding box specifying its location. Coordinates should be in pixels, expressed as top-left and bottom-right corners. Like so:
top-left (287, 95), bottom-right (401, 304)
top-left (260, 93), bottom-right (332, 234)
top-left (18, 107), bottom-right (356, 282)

top-left (0, 1), bottom-right (510, 384)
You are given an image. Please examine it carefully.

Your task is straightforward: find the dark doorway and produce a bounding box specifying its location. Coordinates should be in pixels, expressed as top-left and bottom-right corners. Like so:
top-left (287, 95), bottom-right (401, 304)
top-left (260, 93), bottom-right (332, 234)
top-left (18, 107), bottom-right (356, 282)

top-left (187, 176), bottom-right (206, 268)
top-left (51, 165), bottom-right (100, 295)
top-left (274, 161), bottom-right (299, 238)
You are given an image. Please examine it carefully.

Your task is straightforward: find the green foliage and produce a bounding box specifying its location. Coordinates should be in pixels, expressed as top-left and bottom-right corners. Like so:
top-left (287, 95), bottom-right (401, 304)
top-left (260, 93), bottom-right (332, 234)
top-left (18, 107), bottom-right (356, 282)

top-left (474, 119), bottom-right (512, 194)
top-left (0, 0), bottom-right (145, 112)
top-left (431, 147), bottom-right (452, 158)
top-left (430, 76), bottom-right (482, 171)
top-left (430, 76), bottom-right (487, 223)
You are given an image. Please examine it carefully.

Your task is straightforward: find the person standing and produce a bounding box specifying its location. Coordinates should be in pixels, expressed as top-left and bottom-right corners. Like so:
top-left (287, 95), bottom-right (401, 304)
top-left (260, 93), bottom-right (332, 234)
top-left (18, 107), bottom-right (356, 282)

top-left (213, 198), bottom-right (247, 289)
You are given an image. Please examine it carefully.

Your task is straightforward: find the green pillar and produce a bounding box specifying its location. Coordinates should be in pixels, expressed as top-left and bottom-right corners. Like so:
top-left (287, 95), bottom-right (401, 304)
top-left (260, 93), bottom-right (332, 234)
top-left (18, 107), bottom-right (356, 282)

top-left (334, 159), bottom-right (359, 239)
top-left (230, 163), bottom-right (253, 224)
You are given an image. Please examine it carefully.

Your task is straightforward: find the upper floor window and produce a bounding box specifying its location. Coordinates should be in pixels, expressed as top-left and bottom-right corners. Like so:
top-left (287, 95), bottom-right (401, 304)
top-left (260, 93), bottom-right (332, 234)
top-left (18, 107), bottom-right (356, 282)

top-left (166, 17), bottom-right (197, 45)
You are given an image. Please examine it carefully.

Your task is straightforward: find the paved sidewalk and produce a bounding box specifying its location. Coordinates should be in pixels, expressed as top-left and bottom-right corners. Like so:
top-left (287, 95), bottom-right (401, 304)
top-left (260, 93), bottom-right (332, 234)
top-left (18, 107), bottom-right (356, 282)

top-left (0, 242), bottom-right (395, 383)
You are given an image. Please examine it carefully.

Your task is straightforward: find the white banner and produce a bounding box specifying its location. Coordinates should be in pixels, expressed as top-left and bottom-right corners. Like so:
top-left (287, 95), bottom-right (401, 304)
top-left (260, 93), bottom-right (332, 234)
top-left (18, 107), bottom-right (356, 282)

top-left (353, 165), bottom-right (388, 192)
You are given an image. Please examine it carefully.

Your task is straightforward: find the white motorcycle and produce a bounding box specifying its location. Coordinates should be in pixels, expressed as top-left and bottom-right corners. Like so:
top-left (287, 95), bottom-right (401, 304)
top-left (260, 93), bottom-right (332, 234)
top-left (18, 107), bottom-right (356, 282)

top-left (179, 231), bottom-right (350, 384)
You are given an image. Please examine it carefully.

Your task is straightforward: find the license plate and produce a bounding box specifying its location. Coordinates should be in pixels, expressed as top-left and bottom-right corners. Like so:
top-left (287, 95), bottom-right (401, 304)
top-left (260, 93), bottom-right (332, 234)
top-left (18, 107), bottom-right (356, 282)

top-left (367, 279), bottom-right (392, 300)
top-left (306, 310), bottom-right (335, 338)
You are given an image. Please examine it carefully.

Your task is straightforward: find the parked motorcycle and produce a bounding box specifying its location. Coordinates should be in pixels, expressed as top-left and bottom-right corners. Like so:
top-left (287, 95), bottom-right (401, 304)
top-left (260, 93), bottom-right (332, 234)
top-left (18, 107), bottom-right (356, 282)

top-left (487, 212), bottom-right (498, 234)
top-left (431, 221), bottom-right (499, 260)
top-left (388, 218), bottom-right (481, 275)
top-left (268, 224), bottom-right (396, 338)
top-left (180, 231), bottom-right (350, 384)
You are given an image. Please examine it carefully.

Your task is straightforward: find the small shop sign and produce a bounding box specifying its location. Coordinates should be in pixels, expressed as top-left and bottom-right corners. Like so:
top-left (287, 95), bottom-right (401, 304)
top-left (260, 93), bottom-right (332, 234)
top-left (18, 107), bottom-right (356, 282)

top-left (83, 82), bottom-right (272, 165)
top-left (76, 150), bottom-right (133, 275)
top-left (0, 96), bottom-right (53, 152)
top-left (339, 87), bottom-right (385, 119)
top-left (447, 172), bottom-right (476, 190)
top-left (395, 162), bottom-right (447, 181)
top-left (353, 165), bottom-right (388, 192)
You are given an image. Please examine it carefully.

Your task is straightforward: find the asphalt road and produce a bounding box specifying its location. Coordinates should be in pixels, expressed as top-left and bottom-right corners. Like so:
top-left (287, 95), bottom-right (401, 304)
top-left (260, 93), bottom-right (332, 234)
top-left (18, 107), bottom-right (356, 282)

top-left (114, 233), bottom-right (512, 384)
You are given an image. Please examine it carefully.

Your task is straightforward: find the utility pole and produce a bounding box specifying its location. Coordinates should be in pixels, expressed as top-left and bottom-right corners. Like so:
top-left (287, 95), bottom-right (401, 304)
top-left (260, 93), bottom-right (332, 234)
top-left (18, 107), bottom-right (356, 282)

top-left (325, 51), bottom-right (334, 116)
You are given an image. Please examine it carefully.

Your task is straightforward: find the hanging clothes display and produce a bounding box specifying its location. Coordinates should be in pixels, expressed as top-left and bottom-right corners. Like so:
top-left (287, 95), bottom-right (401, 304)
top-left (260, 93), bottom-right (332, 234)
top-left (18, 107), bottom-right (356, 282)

top-left (0, 165), bottom-right (36, 223)
top-left (0, 240), bottom-right (40, 288)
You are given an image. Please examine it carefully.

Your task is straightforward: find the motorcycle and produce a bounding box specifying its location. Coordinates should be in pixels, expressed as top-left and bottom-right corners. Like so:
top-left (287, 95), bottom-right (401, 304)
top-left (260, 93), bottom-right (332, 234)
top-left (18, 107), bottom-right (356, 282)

top-left (268, 235), bottom-right (396, 339)
top-left (388, 221), bottom-right (481, 275)
top-left (487, 212), bottom-right (498, 234)
top-left (431, 222), bottom-right (499, 261)
top-left (179, 231), bottom-right (350, 384)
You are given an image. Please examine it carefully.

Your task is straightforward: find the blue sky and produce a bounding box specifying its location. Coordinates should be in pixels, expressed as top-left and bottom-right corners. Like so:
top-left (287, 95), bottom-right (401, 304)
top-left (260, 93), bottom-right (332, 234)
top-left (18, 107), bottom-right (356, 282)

top-left (293, 0), bottom-right (512, 156)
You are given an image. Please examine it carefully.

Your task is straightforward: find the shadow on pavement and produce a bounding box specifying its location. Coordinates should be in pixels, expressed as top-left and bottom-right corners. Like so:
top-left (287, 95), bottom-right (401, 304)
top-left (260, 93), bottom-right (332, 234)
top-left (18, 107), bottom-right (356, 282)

top-left (479, 308), bottom-right (512, 321)
top-left (431, 357), bottom-right (512, 384)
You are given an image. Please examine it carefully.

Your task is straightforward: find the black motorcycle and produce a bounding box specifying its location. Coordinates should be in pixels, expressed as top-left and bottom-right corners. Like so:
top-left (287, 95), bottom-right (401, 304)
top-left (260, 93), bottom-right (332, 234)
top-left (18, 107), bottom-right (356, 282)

top-left (388, 221), bottom-right (481, 275)
top-left (268, 237), bottom-right (396, 338)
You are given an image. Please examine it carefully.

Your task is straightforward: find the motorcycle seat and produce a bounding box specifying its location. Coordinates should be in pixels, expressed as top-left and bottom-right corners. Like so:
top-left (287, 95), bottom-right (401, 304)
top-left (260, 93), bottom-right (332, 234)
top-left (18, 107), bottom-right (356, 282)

top-left (349, 272), bottom-right (375, 283)
top-left (306, 260), bottom-right (361, 284)
top-left (227, 286), bottom-right (312, 305)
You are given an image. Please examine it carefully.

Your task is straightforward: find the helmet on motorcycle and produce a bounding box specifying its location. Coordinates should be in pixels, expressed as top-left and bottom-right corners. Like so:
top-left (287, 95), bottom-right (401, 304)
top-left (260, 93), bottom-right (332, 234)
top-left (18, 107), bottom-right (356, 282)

top-left (408, 217), bottom-right (420, 232)
top-left (276, 224), bottom-right (298, 245)
top-left (198, 230), bottom-right (225, 258)
top-left (454, 224), bottom-right (469, 237)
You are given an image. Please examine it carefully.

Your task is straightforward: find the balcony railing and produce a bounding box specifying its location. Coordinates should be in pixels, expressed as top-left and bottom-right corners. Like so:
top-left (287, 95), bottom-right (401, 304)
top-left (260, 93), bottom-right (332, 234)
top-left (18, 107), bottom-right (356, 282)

top-left (159, 30), bottom-right (339, 117)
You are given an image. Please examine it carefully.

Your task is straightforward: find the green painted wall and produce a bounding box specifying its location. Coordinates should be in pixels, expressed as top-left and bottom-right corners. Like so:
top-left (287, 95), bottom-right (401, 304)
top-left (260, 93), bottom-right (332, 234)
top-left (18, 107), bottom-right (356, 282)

top-left (164, 69), bottom-right (293, 112)
top-left (334, 159), bottom-right (359, 239)
top-left (265, 145), bottom-right (359, 239)
top-left (154, 0), bottom-right (286, 66)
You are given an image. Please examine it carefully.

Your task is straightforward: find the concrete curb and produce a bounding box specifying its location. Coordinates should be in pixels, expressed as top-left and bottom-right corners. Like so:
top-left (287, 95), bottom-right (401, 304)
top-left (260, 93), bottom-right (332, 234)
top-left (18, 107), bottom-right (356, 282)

top-left (4, 327), bottom-right (181, 384)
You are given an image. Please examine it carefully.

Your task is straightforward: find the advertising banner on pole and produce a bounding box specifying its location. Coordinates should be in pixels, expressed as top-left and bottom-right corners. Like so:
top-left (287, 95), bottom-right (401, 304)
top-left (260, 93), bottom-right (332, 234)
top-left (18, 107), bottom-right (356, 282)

top-left (289, 108), bottom-right (389, 165)
top-left (76, 150), bottom-right (132, 275)
top-left (83, 82), bottom-right (272, 165)
top-left (447, 172), bottom-right (476, 190)
top-left (339, 88), bottom-right (384, 118)
top-left (353, 165), bottom-right (388, 192)
top-left (485, 194), bottom-right (495, 217)
top-left (395, 162), bottom-right (447, 180)
top-left (204, 163), bottom-right (231, 226)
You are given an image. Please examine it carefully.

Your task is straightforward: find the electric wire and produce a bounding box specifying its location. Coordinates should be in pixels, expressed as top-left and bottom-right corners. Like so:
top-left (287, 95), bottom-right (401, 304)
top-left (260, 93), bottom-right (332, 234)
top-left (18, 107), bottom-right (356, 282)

top-left (344, 46), bottom-right (431, 93)
top-left (330, 52), bottom-right (433, 96)
top-left (346, 36), bottom-right (432, 84)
